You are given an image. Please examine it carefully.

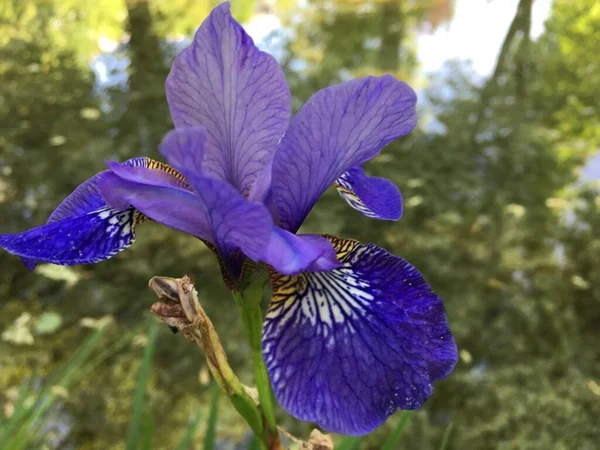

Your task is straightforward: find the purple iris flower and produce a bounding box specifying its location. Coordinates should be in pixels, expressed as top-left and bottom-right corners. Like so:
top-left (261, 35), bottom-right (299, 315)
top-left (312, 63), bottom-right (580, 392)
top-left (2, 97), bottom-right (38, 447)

top-left (0, 3), bottom-right (457, 436)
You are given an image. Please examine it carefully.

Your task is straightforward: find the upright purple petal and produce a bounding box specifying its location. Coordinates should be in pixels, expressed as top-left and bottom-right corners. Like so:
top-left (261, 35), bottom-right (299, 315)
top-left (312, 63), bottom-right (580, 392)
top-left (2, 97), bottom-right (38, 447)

top-left (263, 236), bottom-right (457, 435)
top-left (334, 165), bottom-right (402, 220)
top-left (270, 76), bottom-right (416, 232)
top-left (166, 2), bottom-right (291, 194)
top-left (158, 127), bottom-right (206, 175)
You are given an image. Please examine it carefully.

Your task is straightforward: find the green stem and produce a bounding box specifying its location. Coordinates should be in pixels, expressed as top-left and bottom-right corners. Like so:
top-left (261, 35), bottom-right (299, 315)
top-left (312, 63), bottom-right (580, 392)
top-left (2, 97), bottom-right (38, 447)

top-left (233, 273), bottom-right (279, 441)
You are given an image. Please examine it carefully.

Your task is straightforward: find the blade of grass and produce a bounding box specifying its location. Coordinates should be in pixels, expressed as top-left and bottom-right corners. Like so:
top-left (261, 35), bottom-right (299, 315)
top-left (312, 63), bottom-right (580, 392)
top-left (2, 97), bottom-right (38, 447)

top-left (0, 377), bottom-right (33, 428)
top-left (126, 321), bottom-right (159, 450)
top-left (381, 410), bottom-right (413, 450)
top-left (43, 322), bottom-right (109, 389)
top-left (439, 424), bottom-right (453, 450)
top-left (336, 436), bottom-right (363, 450)
top-left (4, 324), bottom-right (108, 450)
top-left (203, 384), bottom-right (220, 450)
top-left (79, 323), bottom-right (144, 380)
top-left (141, 411), bottom-right (154, 450)
top-left (175, 408), bottom-right (202, 450)
top-left (0, 377), bottom-right (34, 445)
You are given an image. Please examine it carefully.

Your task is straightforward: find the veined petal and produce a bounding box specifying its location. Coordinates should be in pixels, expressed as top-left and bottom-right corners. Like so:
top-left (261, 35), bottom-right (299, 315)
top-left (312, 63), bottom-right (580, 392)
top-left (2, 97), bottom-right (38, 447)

top-left (183, 175), bottom-right (274, 265)
top-left (334, 166), bottom-right (402, 220)
top-left (270, 76), bottom-right (416, 232)
top-left (166, 2), bottom-right (291, 194)
top-left (98, 173), bottom-right (212, 241)
top-left (262, 228), bottom-right (341, 275)
top-left (9, 157), bottom-right (156, 269)
top-left (158, 127), bottom-right (206, 176)
top-left (100, 167), bottom-right (273, 274)
top-left (105, 159), bottom-right (188, 192)
top-left (0, 207), bottom-right (142, 266)
top-left (263, 236), bottom-right (457, 435)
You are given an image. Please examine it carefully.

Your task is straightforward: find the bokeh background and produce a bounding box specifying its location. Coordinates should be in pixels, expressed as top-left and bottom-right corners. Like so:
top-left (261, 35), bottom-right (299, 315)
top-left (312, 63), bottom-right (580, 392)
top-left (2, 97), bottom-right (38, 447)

top-left (1, 0), bottom-right (599, 448)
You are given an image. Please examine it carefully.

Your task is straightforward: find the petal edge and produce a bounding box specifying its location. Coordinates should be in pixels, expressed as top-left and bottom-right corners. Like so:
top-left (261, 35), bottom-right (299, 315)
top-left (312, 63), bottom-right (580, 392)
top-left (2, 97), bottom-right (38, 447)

top-left (270, 76), bottom-right (416, 232)
top-left (263, 236), bottom-right (457, 435)
top-left (166, 2), bottom-right (291, 194)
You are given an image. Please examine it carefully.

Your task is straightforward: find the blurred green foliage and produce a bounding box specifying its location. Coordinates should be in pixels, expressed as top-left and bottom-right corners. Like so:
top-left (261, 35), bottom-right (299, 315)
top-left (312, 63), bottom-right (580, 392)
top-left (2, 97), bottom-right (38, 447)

top-left (0, 0), bottom-right (598, 449)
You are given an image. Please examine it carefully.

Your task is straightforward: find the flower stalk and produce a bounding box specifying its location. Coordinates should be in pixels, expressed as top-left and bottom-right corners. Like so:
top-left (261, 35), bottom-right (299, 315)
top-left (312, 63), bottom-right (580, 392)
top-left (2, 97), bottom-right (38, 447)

top-left (148, 275), bottom-right (268, 449)
top-left (233, 270), bottom-right (283, 449)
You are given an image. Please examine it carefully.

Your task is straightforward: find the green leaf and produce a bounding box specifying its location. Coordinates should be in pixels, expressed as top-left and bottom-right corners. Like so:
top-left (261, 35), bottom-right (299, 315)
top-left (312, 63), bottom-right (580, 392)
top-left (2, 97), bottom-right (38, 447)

top-left (0, 377), bottom-right (33, 438)
top-left (203, 384), bottom-right (220, 450)
top-left (439, 424), bottom-right (453, 450)
top-left (175, 408), bottom-right (202, 450)
top-left (140, 411), bottom-right (154, 450)
top-left (381, 410), bottom-right (413, 450)
top-left (126, 321), bottom-right (159, 450)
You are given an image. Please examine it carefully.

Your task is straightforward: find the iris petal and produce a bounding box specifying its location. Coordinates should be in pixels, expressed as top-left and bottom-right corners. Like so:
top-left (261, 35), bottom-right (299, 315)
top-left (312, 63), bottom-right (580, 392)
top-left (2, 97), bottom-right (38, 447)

top-left (262, 228), bottom-right (341, 275)
top-left (263, 236), bottom-right (457, 435)
top-left (334, 166), bottom-right (402, 220)
top-left (105, 159), bottom-right (188, 192)
top-left (183, 175), bottom-right (274, 265)
top-left (269, 75), bottom-right (416, 232)
top-left (10, 157), bottom-right (153, 269)
top-left (166, 2), bottom-right (291, 194)
top-left (158, 127), bottom-right (206, 176)
top-left (0, 207), bottom-right (141, 266)
top-left (100, 166), bottom-right (274, 274)
top-left (98, 173), bottom-right (212, 241)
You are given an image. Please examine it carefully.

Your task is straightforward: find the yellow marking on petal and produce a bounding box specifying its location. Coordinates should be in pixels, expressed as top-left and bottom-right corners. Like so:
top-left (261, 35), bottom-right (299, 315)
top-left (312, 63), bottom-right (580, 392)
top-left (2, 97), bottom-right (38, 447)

top-left (269, 235), bottom-right (359, 305)
top-left (323, 235), bottom-right (360, 261)
top-left (127, 158), bottom-right (190, 228)
top-left (332, 179), bottom-right (378, 218)
top-left (143, 157), bottom-right (187, 184)
top-left (267, 236), bottom-right (374, 333)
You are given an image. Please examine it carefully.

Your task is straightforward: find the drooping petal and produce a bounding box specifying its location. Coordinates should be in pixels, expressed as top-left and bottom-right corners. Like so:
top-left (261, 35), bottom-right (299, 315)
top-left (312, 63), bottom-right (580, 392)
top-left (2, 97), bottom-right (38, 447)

top-left (166, 2), bottom-right (291, 194)
top-left (45, 172), bottom-right (110, 223)
top-left (334, 166), bottom-right (402, 220)
top-left (0, 206), bottom-right (142, 266)
top-left (43, 157), bottom-right (150, 224)
top-left (262, 228), bottom-right (341, 275)
top-left (262, 236), bottom-right (457, 435)
top-left (270, 75), bottom-right (416, 232)
top-left (13, 157), bottom-right (157, 269)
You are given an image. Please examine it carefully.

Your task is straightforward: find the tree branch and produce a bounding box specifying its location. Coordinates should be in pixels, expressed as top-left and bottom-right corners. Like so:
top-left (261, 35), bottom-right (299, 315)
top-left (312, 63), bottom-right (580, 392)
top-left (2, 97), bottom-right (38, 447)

top-left (470, 0), bottom-right (534, 144)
